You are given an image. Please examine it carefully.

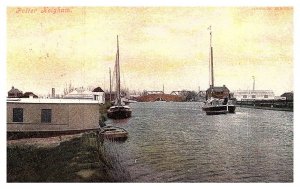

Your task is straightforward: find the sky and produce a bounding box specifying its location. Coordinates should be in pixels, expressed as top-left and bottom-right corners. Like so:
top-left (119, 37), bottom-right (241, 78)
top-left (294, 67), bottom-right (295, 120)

top-left (6, 7), bottom-right (293, 96)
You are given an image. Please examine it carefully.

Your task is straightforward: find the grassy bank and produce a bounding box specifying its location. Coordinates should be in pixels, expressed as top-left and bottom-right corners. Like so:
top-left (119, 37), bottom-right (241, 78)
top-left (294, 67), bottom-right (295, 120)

top-left (7, 132), bottom-right (131, 182)
top-left (99, 102), bottom-right (112, 126)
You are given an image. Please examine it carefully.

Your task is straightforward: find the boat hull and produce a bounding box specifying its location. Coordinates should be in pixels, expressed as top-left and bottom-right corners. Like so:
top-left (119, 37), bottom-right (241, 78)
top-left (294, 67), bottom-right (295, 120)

top-left (107, 109), bottom-right (132, 119)
top-left (99, 126), bottom-right (128, 141)
top-left (228, 105), bottom-right (236, 113)
top-left (202, 105), bottom-right (228, 115)
top-left (202, 105), bottom-right (236, 115)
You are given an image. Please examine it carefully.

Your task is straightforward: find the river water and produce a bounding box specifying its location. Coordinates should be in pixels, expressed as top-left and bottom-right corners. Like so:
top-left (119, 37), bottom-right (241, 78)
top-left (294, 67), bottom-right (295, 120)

top-left (106, 102), bottom-right (293, 182)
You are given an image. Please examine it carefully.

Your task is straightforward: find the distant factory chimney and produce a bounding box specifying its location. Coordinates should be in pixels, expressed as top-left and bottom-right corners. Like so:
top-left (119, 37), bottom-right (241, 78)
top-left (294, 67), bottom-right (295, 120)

top-left (52, 88), bottom-right (55, 98)
top-left (252, 76), bottom-right (255, 91)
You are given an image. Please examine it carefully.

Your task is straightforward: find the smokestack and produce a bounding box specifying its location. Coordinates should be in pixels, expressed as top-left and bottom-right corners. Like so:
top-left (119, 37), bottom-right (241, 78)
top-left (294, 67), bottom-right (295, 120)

top-left (52, 88), bottom-right (55, 98)
top-left (252, 76), bottom-right (255, 91)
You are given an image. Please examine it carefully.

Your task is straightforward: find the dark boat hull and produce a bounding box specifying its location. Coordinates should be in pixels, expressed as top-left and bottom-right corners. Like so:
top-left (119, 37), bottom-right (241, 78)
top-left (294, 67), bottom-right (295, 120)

top-left (107, 109), bottom-right (132, 119)
top-left (99, 126), bottom-right (128, 141)
top-left (202, 105), bottom-right (228, 115)
top-left (202, 105), bottom-right (236, 115)
top-left (228, 105), bottom-right (236, 113)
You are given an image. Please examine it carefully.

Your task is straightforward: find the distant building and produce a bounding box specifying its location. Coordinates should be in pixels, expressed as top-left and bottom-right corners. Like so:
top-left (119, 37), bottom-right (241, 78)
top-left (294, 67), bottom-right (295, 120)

top-left (7, 98), bottom-right (102, 137)
top-left (232, 90), bottom-right (275, 101)
top-left (206, 85), bottom-right (230, 99)
top-left (92, 87), bottom-right (105, 102)
top-left (92, 87), bottom-right (104, 93)
top-left (64, 87), bottom-right (105, 104)
top-left (281, 92), bottom-right (293, 101)
top-left (22, 92), bottom-right (38, 98)
top-left (8, 86), bottom-right (23, 98)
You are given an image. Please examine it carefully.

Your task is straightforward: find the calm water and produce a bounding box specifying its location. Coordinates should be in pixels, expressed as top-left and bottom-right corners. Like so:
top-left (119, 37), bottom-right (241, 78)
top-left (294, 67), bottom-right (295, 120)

top-left (106, 102), bottom-right (293, 182)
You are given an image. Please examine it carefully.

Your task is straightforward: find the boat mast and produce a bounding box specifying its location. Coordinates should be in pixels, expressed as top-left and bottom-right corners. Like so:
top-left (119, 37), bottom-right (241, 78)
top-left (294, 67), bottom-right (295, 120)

top-left (209, 26), bottom-right (214, 89)
top-left (109, 67), bottom-right (112, 102)
top-left (116, 35), bottom-right (121, 105)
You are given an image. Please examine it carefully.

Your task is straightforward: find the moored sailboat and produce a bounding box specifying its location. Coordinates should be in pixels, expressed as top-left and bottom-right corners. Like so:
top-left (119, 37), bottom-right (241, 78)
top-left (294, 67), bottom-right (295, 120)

top-left (202, 26), bottom-right (236, 115)
top-left (107, 36), bottom-right (132, 119)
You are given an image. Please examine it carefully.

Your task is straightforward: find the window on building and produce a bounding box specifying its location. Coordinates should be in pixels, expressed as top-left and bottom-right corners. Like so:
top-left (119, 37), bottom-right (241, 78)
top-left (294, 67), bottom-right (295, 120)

top-left (41, 109), bottom-right (52, 123)
top-left (94, 95), bottom-right (99, 100)
top-left (243, 95), bottom-right (247, 98)
top-left (252, 95), bottom-right (256, 98)
top-left (13, 108), bottom-right (23, 122)
top-left (264, 95), bottom-right (268, 98)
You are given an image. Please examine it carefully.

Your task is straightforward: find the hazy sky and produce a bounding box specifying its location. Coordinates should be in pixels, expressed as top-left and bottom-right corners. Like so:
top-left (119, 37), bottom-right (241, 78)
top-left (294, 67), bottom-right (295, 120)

top-left (7, 7), bottom-right (293, 95)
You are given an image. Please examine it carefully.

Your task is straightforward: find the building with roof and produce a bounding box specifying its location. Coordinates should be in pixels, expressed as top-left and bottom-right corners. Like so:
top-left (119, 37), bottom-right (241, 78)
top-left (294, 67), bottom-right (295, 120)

top-left (232, 90), bottom-right (275, 101)
top-left (8, 86), bottom-right (23, 98)
top-left (206, 85), bottom-right (230, 99)
top-left (7, 98), bottom-right (102, 139)
top-left (63, 87), bottom-right (105, 103)
top-left (22, 92), bottom-right (38, 98)
top-left (281, 92), bottom-right (293, 101)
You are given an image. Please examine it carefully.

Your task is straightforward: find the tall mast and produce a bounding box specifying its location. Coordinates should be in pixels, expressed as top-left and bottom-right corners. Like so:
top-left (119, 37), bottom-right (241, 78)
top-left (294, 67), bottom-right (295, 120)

top-left (109, 67), bottom-right (112, 102)
top-left (115, 53), bottom-right (118, 103)
top-left (209, 26), bottom-right (214, 89)
top-left (116, 35), bottom-right (121, 105)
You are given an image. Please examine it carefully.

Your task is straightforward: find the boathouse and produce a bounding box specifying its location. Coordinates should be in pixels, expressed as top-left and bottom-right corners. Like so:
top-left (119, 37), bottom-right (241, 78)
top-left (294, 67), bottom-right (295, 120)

top-left (7, 98), bottom-right (102, 138)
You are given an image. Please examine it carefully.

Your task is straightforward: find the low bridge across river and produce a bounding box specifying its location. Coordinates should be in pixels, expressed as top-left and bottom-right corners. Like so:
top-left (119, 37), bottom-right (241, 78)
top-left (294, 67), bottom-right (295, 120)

top-left (136, 93), bottom-right (184, 102)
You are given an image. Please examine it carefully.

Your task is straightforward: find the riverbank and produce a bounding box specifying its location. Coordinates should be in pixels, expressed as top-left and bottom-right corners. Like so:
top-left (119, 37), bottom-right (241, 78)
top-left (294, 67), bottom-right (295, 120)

top-left (7, 102), bottom-right (130, 182)
top-left (236, 104), bottom-right (293, 112)
top-left (7, 132), bottom-right (131, 182)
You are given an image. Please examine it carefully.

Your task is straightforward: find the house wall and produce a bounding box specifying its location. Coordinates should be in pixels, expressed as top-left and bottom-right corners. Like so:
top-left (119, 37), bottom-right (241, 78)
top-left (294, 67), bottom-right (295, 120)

top-left (7, 102), bottom-right (100, 132)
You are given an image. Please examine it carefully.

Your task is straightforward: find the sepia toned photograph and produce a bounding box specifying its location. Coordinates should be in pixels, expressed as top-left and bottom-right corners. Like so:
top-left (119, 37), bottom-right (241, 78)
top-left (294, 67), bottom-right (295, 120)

top-left (6, 5), bottom-right (293, 183)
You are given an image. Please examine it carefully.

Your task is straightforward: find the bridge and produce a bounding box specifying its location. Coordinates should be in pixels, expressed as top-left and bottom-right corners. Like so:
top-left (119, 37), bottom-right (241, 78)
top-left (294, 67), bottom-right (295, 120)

top-left (136, 90), bottom-right (207, 102)
top-left (136, 94), bottom-right (184, 102)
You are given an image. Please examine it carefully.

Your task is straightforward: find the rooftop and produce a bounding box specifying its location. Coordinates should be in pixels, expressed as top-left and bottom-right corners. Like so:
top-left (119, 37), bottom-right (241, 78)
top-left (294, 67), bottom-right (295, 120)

top-left (6, 98), bottom-right (101, 104)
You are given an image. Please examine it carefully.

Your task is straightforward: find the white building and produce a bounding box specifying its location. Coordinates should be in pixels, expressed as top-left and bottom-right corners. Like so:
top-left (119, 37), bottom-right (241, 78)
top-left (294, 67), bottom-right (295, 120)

top-left (64, 87), bottom-right (105, 104)
top-left (232, 90), bottom-right (275, 101)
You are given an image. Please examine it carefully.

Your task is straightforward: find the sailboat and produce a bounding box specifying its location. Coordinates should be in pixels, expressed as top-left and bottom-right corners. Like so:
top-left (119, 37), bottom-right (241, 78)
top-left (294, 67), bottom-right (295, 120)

top-left (107, 36), bottom-right (132, 119)
top-left (202, 27), bottom-right (236, 115)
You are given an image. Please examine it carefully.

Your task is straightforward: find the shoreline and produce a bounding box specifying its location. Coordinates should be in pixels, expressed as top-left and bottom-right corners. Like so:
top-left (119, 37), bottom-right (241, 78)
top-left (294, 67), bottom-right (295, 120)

top-left (236, 105), bottom-right (293, 112)
top-left (7, 132), bottom-right (130, 182)
top-left (7, 102), bottom-right (131, 182)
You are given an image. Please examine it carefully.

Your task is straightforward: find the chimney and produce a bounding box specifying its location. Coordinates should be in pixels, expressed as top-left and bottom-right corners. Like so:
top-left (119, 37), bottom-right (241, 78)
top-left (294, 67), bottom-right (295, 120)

top-left (52, 88), bottom-right (55, 98)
